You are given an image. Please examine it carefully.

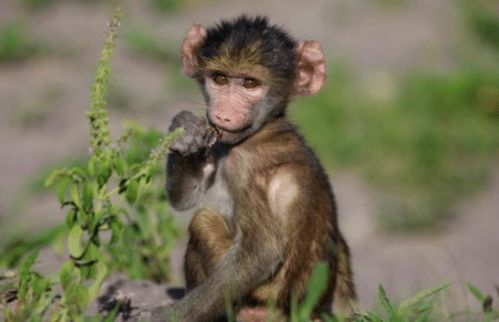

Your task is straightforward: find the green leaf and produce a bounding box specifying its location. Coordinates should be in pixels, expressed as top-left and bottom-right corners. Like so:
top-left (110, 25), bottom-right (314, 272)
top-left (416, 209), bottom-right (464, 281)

top-left (59, 261), bottom-right (77, 289)
top-left (19, 251), bottom-right (38, 281)
top-left (103, 305), bottom-right (121, 322)
top-left (377, 285), bottom-right (393, 315)
top-left (79, 260), bottom-right (97, 280)
top-left (399, 283), bottom-right (448, 310)
top-left (44, 168), bottom-right (65, 187)
top-left (290, 292), bottom-right (299, 322)
top-left (138, 176), bottom-right (150, 195)
top-left (69, 166), bottom-right (86, 183)
top-left (70, 184), bottom-right (81, 208)
top-left (224, 290), bottom-right (235, 322)
top-left (65, 209), bottom-right (77, 228)
top-left (299, 262), bottom-right (329, 320)
top-left (466, 283), bottom-right (494, 313)
top-left (82, 181), bottom-right (93, 213)
top-left (17, 252), bottom-right (39, 300)
top-left (90, 210), bottom-right (103, 234)
top-left (82, 240), bottom-right (99, 262)
top-left (74, 284), bottom-right (90, 313)
top-left (88, 157), bottom-right (96, 177)
top-left (68, 225), bottom-right (84, 259)
top-left (77, 209), bottom-right (88, 227)
top-left (467, 282), bottom-right (486, 303)
top-left (55, 178), bottom-right (70, 204)
top-left (114, 157), bottom-right (126, 177)
top-left (31, 274), bottom-right (48, 296)
top-left (110, 219), bottom-right (123, 244)
top-left (101, 157), bottom-right (112, 178)
top-left (362, 312), bottom-right (383, 322)
top-left (126, 179), bottom-right (139, 204)
top-left (88, 262), bottom-right (108, 300)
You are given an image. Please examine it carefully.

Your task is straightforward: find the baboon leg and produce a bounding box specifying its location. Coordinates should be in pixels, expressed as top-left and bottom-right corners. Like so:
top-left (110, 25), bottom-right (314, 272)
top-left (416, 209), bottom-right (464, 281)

top-left (239, 236), bottom-right (354, 321)
top-left (184, 239), bottom-right (208, 291)
top-left (184, 207), bottom-right (233, 290)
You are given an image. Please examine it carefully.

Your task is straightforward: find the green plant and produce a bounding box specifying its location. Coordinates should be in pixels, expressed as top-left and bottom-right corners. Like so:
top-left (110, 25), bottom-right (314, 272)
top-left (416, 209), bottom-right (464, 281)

top-left (1, 7), bottom-right (180, 320)
top-left (283, 265), bottom-right (499, 322)
top-left (44, 7), bottom-right (180, 319)
top-left (353, 284), bottom-right (449, 322)
top-left (104, 124), bottom-right (179, 282)
top-left (1, 253), bottom-right (52, 322)
top-left (263, 263), bottom-right (441, 322)
top-left (267, 262), bottom-right (452, 322)
top-left (467, 283), bottom-right (499, 322)
top-left (290, 262), bottom-right (330, 322)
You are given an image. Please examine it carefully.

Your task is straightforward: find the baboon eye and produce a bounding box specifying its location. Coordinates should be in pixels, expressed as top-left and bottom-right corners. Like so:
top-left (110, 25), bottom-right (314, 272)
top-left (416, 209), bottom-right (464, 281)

top-left (243, 78), bottom-right (260, 89)
top-left (213, 74), bottom-right (229, 85)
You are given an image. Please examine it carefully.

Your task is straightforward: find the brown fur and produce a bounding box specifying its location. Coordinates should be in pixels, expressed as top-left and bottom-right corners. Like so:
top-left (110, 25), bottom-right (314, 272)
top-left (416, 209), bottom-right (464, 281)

top-left (333, 236), bottom-right (358, 314)
top-left (183, 118), bottom-right (356, 318)
top-left (184, 208), bottom-right (232, 290)
top-left (161, 16), bottom-right (356, 322)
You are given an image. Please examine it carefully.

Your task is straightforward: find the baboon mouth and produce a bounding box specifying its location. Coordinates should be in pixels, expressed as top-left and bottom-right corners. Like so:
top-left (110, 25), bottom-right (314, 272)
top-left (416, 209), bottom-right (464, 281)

top-left (206, 118), bottom-right (251, 134)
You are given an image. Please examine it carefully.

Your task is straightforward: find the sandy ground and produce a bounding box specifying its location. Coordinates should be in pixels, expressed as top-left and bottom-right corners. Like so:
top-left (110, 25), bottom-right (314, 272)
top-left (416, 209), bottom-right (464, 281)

top-left (0, 0), bottom-right (497, 316)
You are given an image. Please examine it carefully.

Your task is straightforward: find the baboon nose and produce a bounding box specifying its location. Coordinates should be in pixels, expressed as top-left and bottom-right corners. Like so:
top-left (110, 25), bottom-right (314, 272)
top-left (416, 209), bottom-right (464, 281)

top-left (215, 115), bottom-right (231, 123)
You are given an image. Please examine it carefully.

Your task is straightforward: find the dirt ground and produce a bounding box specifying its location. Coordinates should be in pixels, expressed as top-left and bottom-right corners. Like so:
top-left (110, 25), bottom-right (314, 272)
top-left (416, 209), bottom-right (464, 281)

top-left (0, 0), bottom-right (497, 314)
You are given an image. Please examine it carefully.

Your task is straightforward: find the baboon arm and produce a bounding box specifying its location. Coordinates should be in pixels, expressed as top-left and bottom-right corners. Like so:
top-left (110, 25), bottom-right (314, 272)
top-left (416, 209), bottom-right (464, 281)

top-left (166, 151), bottom-right (211, 211)
top-left (173, 242), bottom-right (282, 322)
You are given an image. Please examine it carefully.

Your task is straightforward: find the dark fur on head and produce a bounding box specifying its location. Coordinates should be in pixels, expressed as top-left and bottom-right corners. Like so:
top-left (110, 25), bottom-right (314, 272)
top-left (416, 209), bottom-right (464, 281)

top-left (198, 15), bottom-right (297, 83)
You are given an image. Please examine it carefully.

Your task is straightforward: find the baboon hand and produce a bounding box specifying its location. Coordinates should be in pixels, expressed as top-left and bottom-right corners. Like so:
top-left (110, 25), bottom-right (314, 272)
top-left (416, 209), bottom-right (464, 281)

top-left (168, 111), bottom-right (208, 155)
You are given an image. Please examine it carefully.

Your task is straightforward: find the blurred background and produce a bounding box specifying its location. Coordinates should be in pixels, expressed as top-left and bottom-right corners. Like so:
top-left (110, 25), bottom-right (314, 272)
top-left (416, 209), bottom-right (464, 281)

top-left (0, 0), bottom-right (497, 311)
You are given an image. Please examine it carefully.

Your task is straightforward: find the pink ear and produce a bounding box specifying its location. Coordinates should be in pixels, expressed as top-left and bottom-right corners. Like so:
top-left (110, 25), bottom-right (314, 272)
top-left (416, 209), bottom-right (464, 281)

top-left (181, 24), bottom-right (207, 78)
top-left (293, 40), bottom-right (327, 96)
